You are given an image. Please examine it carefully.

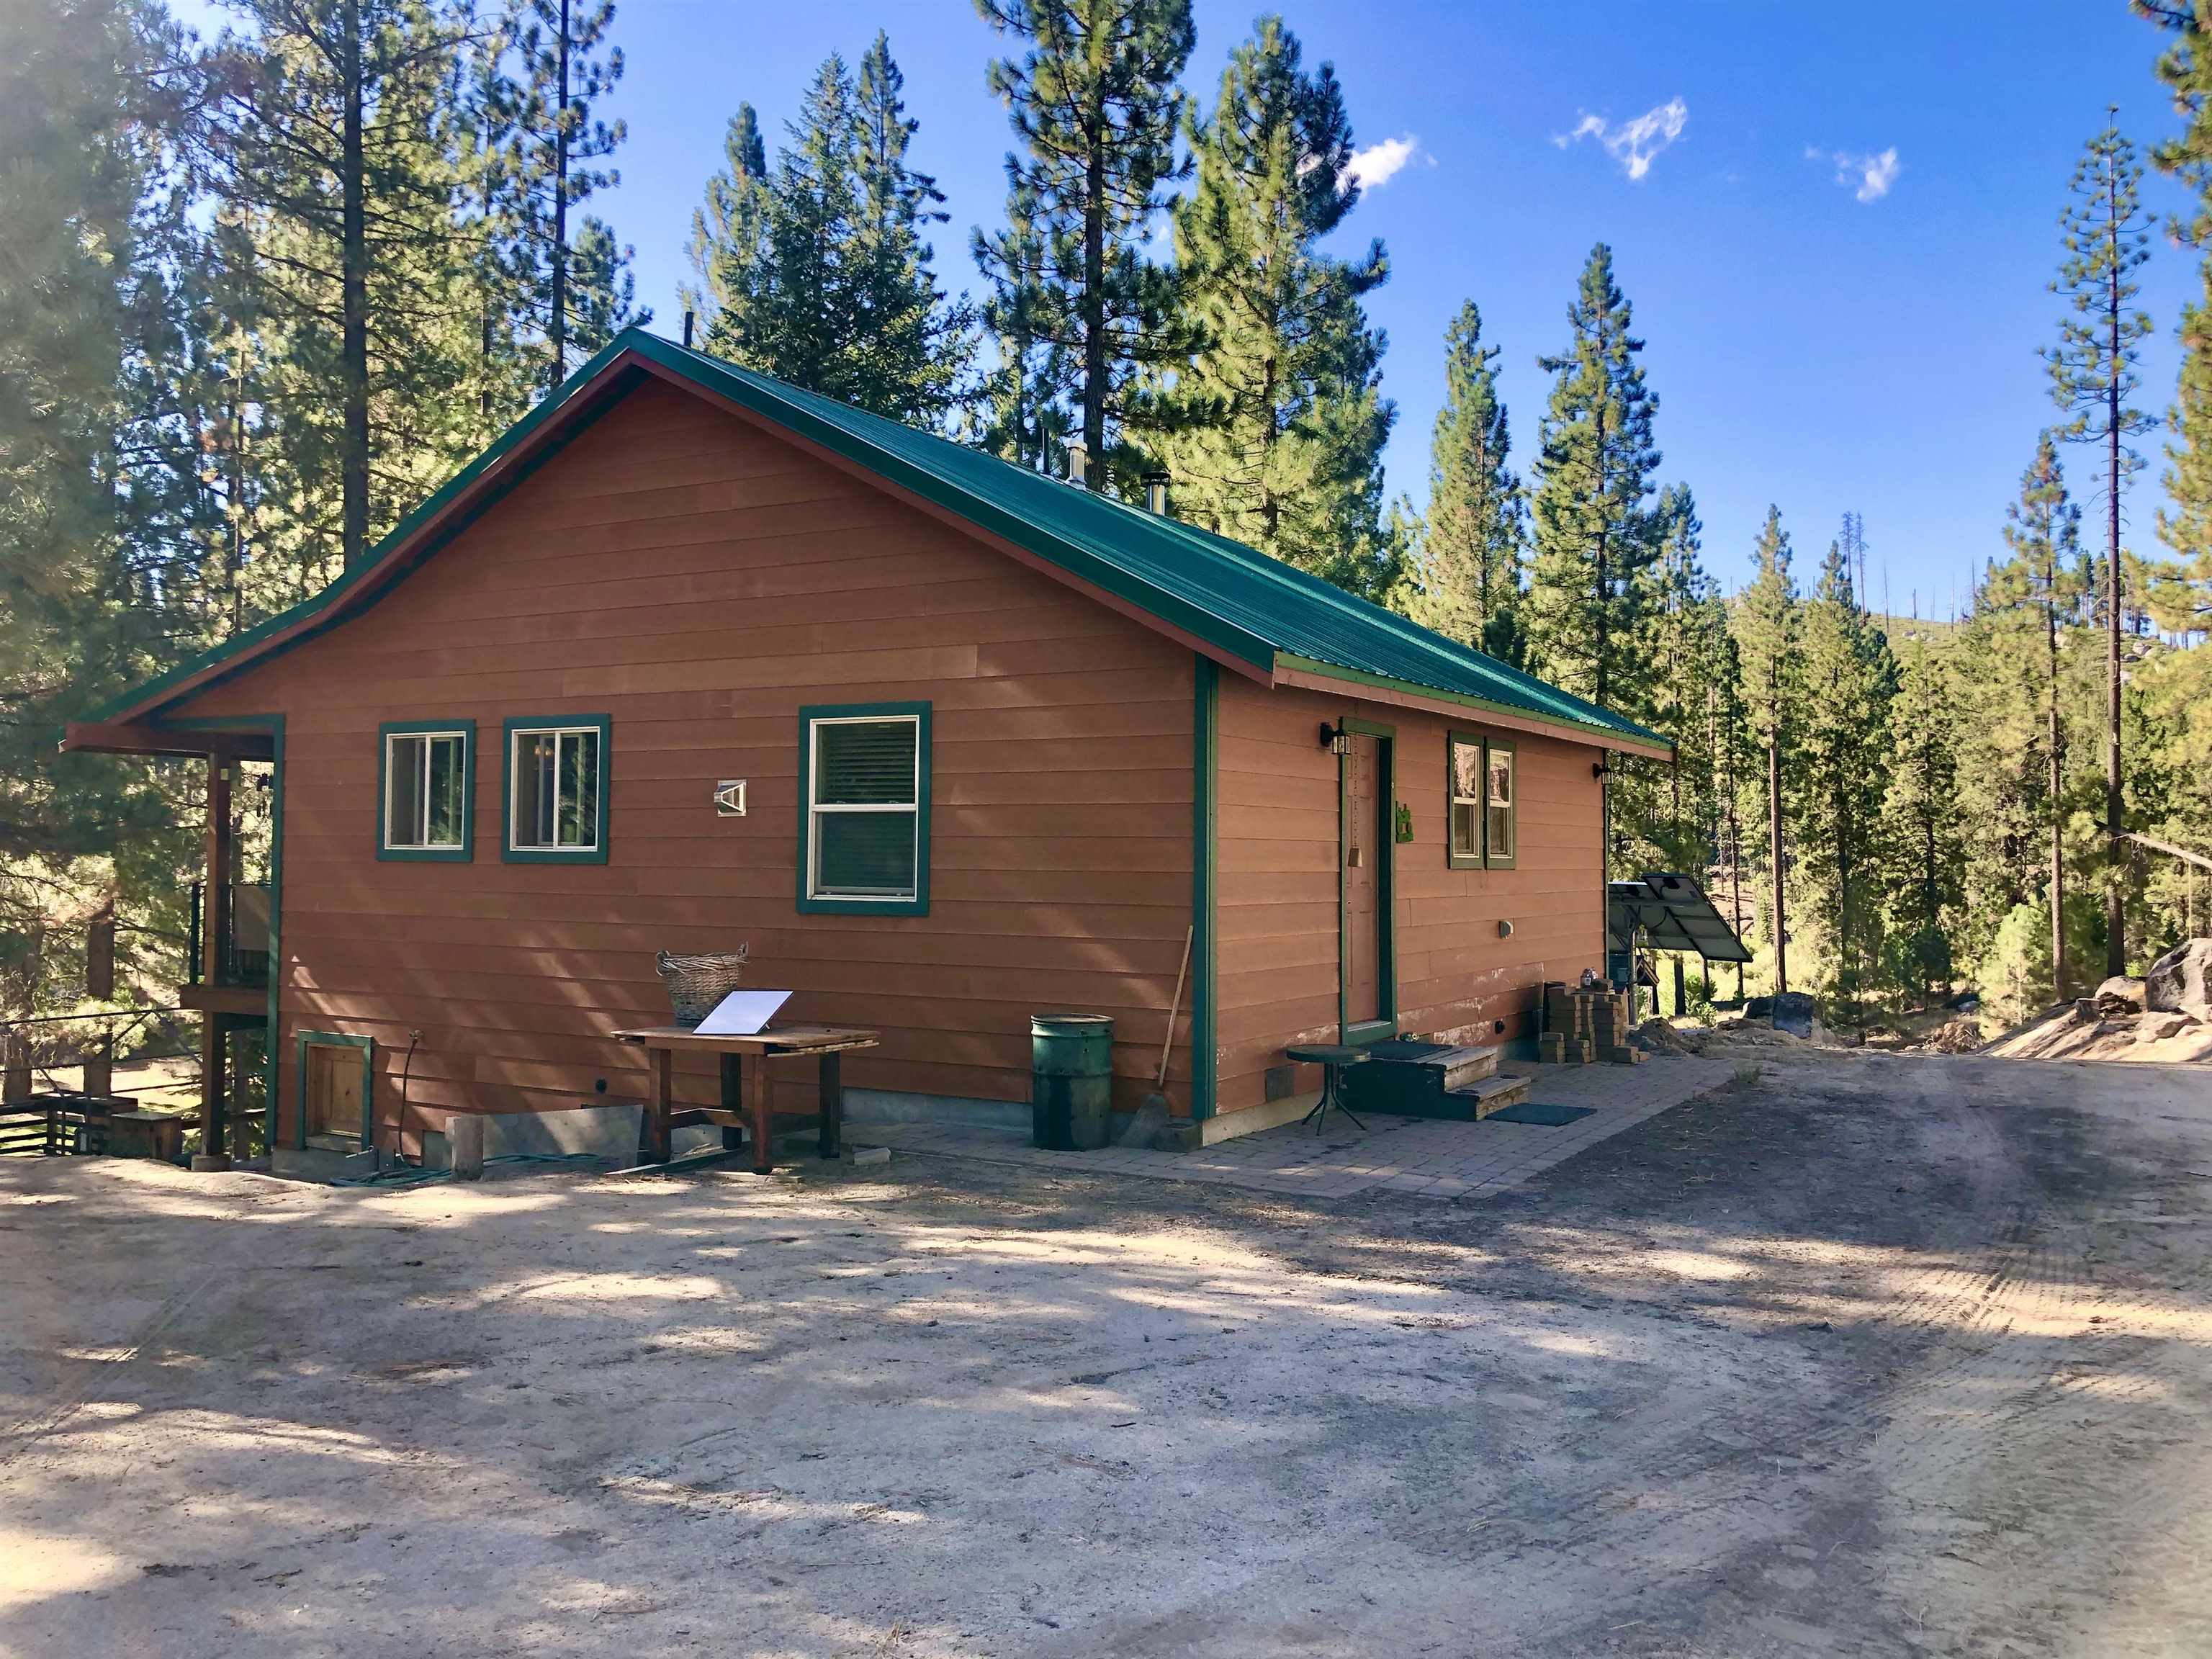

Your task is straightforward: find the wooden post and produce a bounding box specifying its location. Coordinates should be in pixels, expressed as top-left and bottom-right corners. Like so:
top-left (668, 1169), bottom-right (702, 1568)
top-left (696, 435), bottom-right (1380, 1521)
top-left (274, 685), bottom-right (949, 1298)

top-left (643, 1047), bottom-right (673, 1164)
top-left (2, 1033), bottom-right (29, 1107)
top-left (747, 1051), bottom-right (773, 1174)
top-left (719, 1052), bottom-right (743, 1154)
top-left (82, 1029), bottom-right (114, 1102)
top-left (818, 1052), bottom-right (842, 1159)
top-left (198, 759), bottom-right (234, 1164)
top-left (87, 906), bottom-right (114, 1002)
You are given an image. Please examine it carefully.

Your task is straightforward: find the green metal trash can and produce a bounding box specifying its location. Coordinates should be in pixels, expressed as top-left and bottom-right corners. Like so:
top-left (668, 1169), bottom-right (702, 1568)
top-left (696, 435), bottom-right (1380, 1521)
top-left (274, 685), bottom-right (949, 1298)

top-left (1031, 1013), bottom-right (1114, 1151)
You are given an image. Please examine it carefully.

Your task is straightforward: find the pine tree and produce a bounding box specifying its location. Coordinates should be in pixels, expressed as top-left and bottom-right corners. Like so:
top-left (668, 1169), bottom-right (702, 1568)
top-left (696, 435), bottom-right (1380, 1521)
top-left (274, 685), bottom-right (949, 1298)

top-left (846, 32), bottom-right (972, 425)
top-left (974, 0), bottom-right (1195, 490)
top-left (1527, 243), bottom-right (1663, 716)
top-left (1150, 16), bottom-right (1393, 595)
top-left (502, 0), bottom-right (634, 387)
top-left (683, 104), bottom-right (771, 345)
top-left (1881, 630), bottom-right (1965, 1004)
top-left (1792, 536), bottom-right (1898, 1020)
top-left (1, 0), bottom-right (212, 1010)
top-left (970, 181), bottom-right (1074, 469)
top-left (1407, 301), bottom-right (1523, 647)
top-left (1732, 507), bottom-right (1799, 994)
top-left (1632, 485), bottom-right (1725, 871)
top-left (1992, 433), bottom-right (2087, 1000)
top-left (203, 0), bottom-right (477, 575)
top-left (2047, 113), bottom-right (2154, 979)
top-left (696, 43), bottom-right (966, 422)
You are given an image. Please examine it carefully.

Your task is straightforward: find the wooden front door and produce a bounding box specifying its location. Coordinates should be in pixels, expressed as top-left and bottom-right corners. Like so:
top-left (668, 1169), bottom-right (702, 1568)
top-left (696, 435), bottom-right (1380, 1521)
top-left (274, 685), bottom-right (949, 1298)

top-left (303, 1040), bottom-right (366, 1142)
top-left (1341, 730), bottom-right (1388, 1032)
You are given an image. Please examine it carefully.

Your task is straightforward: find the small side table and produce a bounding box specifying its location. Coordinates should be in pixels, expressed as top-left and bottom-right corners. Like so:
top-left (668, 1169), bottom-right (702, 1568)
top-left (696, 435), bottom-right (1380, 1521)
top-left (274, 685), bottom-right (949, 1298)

top-left (1285, 1043), bottom-right (1370, 1135)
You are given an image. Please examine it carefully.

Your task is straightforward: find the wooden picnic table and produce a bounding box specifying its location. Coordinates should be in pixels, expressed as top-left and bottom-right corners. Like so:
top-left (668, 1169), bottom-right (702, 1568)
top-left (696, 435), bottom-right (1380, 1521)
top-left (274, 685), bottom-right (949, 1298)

top-left (611, 1024), bottom-right (878, 1174)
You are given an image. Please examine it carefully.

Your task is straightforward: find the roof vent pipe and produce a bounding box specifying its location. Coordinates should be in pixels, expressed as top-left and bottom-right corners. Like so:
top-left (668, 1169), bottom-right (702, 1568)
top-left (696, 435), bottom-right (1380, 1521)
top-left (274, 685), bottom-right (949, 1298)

top-left (1143, 471), bottom-right (1170, 516)
top-left (1063, 437), bottom-right (1088, 488)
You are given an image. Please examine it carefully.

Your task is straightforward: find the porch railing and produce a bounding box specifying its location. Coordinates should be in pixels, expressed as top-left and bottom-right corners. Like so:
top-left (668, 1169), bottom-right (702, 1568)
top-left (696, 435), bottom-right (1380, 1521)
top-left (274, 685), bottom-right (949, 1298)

top-left (186, 881), bottom-right (271, 989)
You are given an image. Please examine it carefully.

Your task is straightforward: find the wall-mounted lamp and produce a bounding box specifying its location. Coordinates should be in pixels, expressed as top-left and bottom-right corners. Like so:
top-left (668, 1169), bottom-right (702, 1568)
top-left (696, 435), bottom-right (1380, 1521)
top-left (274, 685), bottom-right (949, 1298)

top-left (1319, 720), bottom-right (1351, 755)
top-left (1592, 760), bottom-right (1611, 779)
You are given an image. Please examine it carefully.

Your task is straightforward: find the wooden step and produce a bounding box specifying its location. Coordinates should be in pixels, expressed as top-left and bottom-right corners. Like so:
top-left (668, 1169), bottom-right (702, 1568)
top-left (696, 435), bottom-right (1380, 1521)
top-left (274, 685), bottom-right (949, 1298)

top-left (1437, 1046), bottom-right (1499, 1090)
top-left (1454, 1074), bottom-right (1530, 1120)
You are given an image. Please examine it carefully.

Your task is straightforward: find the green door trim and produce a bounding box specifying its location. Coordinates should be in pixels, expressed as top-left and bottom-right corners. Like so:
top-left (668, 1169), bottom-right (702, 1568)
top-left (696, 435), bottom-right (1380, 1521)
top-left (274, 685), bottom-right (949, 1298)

top-left (1191, 657), bottom-right (1219, 1120)
top-left (1338, 716), bottom-right (1398, 1046)
top-left (295, 1030), bottom-right (374, 1149)
top-left (165, 713), bottom-right (284, 1152)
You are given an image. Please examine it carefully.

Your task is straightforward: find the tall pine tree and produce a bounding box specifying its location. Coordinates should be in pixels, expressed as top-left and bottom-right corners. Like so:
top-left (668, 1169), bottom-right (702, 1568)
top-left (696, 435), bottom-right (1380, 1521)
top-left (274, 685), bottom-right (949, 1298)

top-left (1732, 507), bottom-right (1799, 994)
top-left (1881, 629), bottom-right (1966, 1004)
top-left (974, 0), bottom-right (1194, 490)
top-left (1992, 433), bottom-right (2087, 1001)
top-left (2046, 112), bottom-right (2154, 979)
top-left (1152, 16), bottom-right (1394, 597)
top-left (1406, 301), bottom-right (1523, 652)
top-left (683, 103), bottom-right (771, 347)
top-left (1792, 536), bottom-right (1898, 1019)
top-left (1527, 243), bottom-right (1663, 716)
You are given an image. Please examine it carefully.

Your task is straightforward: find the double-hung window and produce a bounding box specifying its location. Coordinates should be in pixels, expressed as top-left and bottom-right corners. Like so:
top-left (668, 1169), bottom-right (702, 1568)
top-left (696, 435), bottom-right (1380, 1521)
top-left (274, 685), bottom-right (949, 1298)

top-left (798, 703), bottom-right (930, 914)
top-left (1447, 732), bottom-right (1516, 871)
top-left (503, 716), bottom-right (609, 863)
top-left (379, 721), bottom-right (472, 860)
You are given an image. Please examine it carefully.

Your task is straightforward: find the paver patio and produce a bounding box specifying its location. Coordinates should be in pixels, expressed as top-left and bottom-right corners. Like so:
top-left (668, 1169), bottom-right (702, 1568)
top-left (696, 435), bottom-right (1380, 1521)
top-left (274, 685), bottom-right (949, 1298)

top-left (858, 1053), bottom-right (1740, 1198)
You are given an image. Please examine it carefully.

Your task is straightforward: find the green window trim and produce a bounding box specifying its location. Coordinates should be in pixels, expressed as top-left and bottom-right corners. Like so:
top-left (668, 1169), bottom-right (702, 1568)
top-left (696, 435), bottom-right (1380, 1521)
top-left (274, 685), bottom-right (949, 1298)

top-left (501, 714), bottom-right (611, 864)
top-left (1447, 730), bottom-right (1517, 871)
top-left (377, 719), bottom-right (475, 862)
top-left (294, 1030), bottom-right (373, 1150)
top-left (796, 701), bottom-right (932, 917)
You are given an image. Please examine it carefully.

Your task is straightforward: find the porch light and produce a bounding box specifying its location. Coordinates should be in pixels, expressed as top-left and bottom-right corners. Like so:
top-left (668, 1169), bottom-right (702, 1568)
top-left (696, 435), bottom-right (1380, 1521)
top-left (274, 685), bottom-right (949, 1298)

top-left (1320, 721), bottom-right (1350, 755)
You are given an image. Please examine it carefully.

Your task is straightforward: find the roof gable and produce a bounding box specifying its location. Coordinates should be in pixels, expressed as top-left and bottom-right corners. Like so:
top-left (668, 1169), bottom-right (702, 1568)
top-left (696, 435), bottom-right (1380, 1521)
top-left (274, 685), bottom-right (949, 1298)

top-left (94, 329), bottom-right (1668, 755)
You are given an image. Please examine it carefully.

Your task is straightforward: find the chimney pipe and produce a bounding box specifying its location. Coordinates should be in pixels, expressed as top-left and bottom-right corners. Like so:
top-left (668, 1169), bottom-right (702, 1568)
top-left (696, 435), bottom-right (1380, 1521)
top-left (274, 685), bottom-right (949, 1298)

top-left (682, 309), bottom-right (695, 349)
top-left (1063, 437), bottom-right (1088, 488)
top-left (1143, 471), bottom-right (1170, 516)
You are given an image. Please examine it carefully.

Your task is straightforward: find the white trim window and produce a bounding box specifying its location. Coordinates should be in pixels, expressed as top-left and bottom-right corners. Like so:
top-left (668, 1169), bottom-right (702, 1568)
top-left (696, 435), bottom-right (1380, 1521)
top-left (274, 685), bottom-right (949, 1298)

top-left (383, 729), bottom-right (469, 853)
top-left (804, 711), bottom-right (925, 906)
top-left (508, 722), bottom-right (604, 855)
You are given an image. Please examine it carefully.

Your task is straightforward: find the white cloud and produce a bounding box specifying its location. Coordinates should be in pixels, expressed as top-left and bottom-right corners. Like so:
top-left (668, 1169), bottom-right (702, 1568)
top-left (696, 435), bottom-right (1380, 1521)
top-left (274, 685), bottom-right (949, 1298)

top-left (1555, 96), bottom-right (1688, 181)
top-left (1345, 134), bottom-right (1423, 191)
top-left (1810, 145), bottom-right (1902, 203)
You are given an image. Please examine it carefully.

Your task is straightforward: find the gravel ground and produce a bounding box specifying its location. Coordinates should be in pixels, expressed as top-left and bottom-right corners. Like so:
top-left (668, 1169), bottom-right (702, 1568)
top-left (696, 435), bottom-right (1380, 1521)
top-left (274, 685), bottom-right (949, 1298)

top-left (1, 1052), bottom-right (2208, 1657)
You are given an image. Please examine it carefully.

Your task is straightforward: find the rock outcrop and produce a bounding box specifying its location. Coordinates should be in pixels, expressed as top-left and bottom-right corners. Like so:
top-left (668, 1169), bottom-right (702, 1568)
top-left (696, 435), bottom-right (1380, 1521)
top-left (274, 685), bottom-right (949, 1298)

top-left (2146, 940), bottom-right (2212, 1024)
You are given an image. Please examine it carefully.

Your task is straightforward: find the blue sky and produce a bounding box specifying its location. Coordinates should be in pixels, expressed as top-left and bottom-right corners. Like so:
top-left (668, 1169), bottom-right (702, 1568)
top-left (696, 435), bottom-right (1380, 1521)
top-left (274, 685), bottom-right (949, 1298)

top-left (184, 1), bottom-right (2206, 606)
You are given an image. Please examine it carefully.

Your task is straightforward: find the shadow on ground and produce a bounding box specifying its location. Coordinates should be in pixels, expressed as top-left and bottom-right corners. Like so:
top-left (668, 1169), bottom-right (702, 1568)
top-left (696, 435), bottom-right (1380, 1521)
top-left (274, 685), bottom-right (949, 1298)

top-left (2, 1053), bottom-right (2209, 1658)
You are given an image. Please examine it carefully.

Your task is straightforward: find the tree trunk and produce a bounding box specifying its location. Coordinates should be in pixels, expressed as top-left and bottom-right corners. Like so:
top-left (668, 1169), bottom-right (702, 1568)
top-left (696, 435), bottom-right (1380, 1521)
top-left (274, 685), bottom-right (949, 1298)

top-left (2105, 204), bottom-right (2126, 979)
top-left (2049, 596), bottom-right (2068, 1002)
top-left (1080, 102), bottom-right (1105, 487)
top-left (548, 0), bottom-right (571, 391)
top-left (1768, 732), bottom-right (1787, 995)
top-left (340, 0), bottom-right (369, 570)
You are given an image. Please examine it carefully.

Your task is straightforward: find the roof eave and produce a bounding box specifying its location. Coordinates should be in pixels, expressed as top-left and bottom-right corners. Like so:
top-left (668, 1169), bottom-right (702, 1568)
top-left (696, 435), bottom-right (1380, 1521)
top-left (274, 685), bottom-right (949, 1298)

top-left (1272, 655), bottom-right (1675, 760)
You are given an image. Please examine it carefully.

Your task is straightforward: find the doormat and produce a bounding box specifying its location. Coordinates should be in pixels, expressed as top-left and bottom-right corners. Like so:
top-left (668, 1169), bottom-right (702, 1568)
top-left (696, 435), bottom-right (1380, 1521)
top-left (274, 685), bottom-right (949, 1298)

top-left (1486, 1102), bottom-right (1596, 1127)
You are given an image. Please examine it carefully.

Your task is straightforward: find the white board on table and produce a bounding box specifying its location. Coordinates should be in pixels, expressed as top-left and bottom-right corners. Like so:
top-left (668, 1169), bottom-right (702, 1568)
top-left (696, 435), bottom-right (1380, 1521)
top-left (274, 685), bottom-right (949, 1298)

top-left (693, 989), bottom-right (791, 1036)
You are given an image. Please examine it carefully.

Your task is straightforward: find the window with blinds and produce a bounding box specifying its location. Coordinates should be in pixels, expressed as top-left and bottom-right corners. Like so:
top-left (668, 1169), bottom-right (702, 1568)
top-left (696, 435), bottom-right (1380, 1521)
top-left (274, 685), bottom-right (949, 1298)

top-left (801, 706), bottom-right (930, 911)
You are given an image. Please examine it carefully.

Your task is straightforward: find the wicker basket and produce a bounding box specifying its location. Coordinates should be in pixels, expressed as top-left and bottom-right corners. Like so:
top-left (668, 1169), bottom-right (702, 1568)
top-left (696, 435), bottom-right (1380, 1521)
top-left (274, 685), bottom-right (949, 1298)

top-left (655, 945), bottom-right (750, 1026)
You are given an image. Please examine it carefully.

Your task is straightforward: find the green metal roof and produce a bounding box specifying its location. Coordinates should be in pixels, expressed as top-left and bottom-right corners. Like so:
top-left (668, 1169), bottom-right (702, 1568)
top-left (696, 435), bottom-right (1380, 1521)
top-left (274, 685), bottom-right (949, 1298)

top-left (101, 327), bottom-right (1666, 752)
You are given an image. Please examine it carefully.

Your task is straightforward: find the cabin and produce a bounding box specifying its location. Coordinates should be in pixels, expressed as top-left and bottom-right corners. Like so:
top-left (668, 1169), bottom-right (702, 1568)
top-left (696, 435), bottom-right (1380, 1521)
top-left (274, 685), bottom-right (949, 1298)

top-left (63, 329), bottom-right (1669, 1169)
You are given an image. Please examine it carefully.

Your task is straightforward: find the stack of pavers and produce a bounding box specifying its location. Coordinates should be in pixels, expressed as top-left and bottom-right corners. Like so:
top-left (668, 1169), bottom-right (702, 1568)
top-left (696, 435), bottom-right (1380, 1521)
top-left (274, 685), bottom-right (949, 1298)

top-left (1539, 983), bottom-right (1594, 1065)
top-left (1539, 982), bottom-right (1644, 1066)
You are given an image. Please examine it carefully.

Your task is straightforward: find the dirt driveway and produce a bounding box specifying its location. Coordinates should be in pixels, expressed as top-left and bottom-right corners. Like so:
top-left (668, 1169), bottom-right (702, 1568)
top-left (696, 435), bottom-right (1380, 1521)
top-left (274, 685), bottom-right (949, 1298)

top-left (3, 1053), bottom-right (2209, 1657)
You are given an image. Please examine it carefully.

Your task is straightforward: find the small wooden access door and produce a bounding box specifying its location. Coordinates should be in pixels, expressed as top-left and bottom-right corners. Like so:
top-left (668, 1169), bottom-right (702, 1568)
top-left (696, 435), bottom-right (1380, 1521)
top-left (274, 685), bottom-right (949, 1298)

top-left (1339, 724), bottom-right (1395, 1040)
top-left (300, 1033), bottom-right (372, 1145)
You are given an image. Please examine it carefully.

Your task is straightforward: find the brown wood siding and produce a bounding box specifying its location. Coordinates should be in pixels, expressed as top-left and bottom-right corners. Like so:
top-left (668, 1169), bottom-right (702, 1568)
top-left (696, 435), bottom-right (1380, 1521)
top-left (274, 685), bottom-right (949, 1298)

top-left (1213, 674), bottom-right (1605, 1119)
top-left (174, 380), bottom-right (1196, 1149)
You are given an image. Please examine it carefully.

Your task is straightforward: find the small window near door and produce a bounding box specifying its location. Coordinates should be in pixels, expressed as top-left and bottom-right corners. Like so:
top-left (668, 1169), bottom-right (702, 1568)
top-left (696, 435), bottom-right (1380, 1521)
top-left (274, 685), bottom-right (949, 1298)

top-left (379, 721), bottom-right (472, 861)
top-left (798, 703), bottom-right (930, 914)
top-left (1447, 732), bottom-right (1516, 871)
top-left (1484, 739), bottom-right (1516, 869)
top-left (1448, 735), bottom-right (1484, 869)
top-left (503, 716), bottom-right (609, 863)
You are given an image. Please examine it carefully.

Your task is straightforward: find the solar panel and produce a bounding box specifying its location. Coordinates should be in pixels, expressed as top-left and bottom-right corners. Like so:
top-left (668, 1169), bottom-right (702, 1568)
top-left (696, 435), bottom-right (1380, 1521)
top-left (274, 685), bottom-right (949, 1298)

top-left (1606, 872), bottom-right (1753, 964)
